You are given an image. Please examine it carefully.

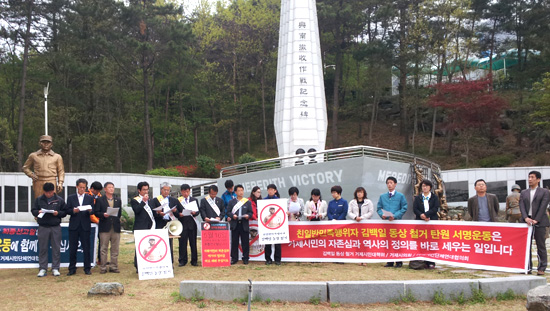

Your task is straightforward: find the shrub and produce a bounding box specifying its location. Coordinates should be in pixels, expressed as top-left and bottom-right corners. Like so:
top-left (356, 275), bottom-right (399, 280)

top-left (238, 153), bottom-right (256, 164)
top-left (172, 165), bottom-right (197, 177)
top-left (478, 154), bottom-right (514, 168)
top-left (145, 167), bottom-right (181, 176)
top-left (197, 155), bottom-right (217, 177)
top-left (120, 208), bottom-right (134, 231)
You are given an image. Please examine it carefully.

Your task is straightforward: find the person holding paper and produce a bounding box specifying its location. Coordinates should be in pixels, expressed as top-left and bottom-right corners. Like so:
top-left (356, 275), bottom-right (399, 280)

top-left (377, 176), bottom-right (408, 268)
top-left (153, 182), bottom-right (182, 265)
top-left (199, 185), bottom-right (224, 222)
top-left (287, 187), bottom-right (304, 221)
top-left (66, 178), bottom-right (95, 275)
top-left (177, 184), bottom-right (199, 267)
top-left (304, 188), bottom-right (328, 221)
top-left (227, 185), bottom-right (253, 265)
top-left (131, 181), bottom-right (155, 272)
top-left (31, 182), bottom-right (67, 277)
top-left (327, 185), bottom-right (348, 220)
top-left (93, 182), bottom-right (122, 274)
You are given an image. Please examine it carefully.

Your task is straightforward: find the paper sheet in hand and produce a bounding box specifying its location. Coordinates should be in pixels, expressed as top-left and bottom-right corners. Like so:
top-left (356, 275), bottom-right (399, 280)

top-left (38, 209), bottom-right (55, 218)
top-left (288, 203), bottom-right (301, 214)
top-left (106, 207), bottom-right (119, 217)
top-left (153, 206), bottom-right (163, 212)
top-left (381, 210), bottom-right (394, 217)
top-left (78, 205), bottom-right (92, 211)
top-left (185, 201), bottom-right (199, 212)
top-left (181, 209), bottom-right (192, 216)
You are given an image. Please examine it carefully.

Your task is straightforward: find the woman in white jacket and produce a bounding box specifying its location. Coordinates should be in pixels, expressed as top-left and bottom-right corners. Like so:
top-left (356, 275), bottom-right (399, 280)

top-left (304, 188), bottom-right (328, 221)
top-left (348, 187), bottom-right (374, 221)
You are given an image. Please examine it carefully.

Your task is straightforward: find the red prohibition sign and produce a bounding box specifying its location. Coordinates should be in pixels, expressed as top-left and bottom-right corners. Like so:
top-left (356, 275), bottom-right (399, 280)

top-left (138, 234), bottom-right (168, 263)
top-left (239, 223), bottom-right (264, 257)
top-left (260, 203), bottom-right (286, 230)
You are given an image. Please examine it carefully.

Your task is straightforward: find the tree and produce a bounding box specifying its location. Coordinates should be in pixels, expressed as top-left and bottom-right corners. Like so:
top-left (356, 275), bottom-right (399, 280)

top-left (427, 78), bottom-right (508, 165)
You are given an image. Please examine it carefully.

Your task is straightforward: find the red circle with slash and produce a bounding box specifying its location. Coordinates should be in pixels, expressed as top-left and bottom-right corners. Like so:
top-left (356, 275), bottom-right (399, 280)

top-left (138, 234), bottom-right (168, 263)
top-left (260, 204), bottom-right (286, 230)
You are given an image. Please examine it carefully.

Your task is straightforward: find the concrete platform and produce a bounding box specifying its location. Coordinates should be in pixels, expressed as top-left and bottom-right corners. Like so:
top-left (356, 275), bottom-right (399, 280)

top-left (179, 276), bottom-right (546, 304)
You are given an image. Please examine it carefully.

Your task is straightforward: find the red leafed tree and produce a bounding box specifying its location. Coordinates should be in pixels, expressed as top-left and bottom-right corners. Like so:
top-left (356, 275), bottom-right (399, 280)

top-left (427, 77), bottom-right (508, 165)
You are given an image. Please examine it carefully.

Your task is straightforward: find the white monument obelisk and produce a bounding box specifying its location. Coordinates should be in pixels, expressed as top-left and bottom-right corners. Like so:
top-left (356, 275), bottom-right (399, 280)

top-left (274, 0), bottom-right (327, 161)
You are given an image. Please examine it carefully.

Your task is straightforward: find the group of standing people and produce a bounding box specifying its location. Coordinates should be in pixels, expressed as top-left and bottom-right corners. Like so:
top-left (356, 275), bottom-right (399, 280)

top-left (31, 179), bottom-right (122, 277)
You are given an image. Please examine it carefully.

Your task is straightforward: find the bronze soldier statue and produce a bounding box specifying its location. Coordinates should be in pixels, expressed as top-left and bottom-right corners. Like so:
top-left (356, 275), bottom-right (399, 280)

top-left (22, 135), bottom-right (65, 199)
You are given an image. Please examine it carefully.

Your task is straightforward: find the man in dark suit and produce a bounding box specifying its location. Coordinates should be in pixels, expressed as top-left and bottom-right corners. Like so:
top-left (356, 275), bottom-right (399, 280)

top-left (199, 185), bottom-right (224, 222)
top-left (152, 182), bottom-right (182, 265)
top-left (66, 178), bottom-right (95, 275)
top-left (93, 181), bottom-right (122, 274)
top-left (227, 185), bottom-right (253, 265)
top-left (131, 181), bottom-right (155, 272)
top-left (520, 170), bottom-right (550, 275)
top-left (177, 184), bottom-right (199, 267)
top-left (467, 179), bottom-right (500, 222)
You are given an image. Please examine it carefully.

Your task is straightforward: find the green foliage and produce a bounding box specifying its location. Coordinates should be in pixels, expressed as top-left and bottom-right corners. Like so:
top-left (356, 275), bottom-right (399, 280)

top-left (308, 295), bottom-right (321, 305)
top-left (330, 302), bottom-right (340, 308)
top-left (145, 167), bottom-right (182, 177)
top-left (470, 285), bottom-right (486, 304)
top-left (120, 208), bottom-right (134, 231)
top-left (238, 153), bottom-right (256, 164)
top-left (196, 155), bottom-right (217, 177)
top-left (433, 290), bottom-right (451, 305)
top-left (400, 290), bottom-right (417, 303)
top-left (170, 291), bottom-right (185, 302)
top-left (478, 154), bottom-right (515, 168)
top-left (190, 290), bottom-right (204, 302)
top-left (496, 289), bottom-right (520, 301)
top-left (455, 292), bottom-right (466, 305)
top-left (264, 298), bottom-right (271, 304)
top-left (197, 302), bottom-right (207, 308)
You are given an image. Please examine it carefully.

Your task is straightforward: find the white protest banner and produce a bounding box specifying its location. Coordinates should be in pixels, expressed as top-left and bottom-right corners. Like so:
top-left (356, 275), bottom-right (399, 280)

top-left (257, 199), bottom-right (289, 245)
top-left (134, 229), bottom-right (173, 280)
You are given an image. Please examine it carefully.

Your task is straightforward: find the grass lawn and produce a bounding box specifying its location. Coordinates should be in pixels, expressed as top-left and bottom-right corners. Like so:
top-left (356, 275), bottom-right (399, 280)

top-left (0, 232), bottom-right (533, 310)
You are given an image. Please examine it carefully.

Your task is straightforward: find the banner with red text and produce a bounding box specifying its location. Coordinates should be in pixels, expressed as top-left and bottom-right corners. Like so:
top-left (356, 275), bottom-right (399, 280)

top-left (246, 220), bottom-right (532, 273)
top-left (201, 222), bottom-right (231, 267)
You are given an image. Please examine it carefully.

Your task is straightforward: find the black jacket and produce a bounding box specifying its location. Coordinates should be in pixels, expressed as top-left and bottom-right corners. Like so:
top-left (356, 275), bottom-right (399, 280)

top-left (226, 198), bottom-right (253, 232)
top-left (177, 196), bottom-right (199, 231)
top-left (94, 195), bottom-right (122, 233)
top-left (413, 193), bottom-right (440, 220)
top-left (131, 196), bottom-right (155, 230)
top-left (66, 193), bottom-right (95, 231)
top-left (31, 194), bottom-right (67, 227)
top-left (199, 196), bottom-right (225, 220)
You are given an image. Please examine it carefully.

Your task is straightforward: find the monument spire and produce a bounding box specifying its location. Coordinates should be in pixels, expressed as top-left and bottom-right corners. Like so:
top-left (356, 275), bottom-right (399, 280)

top-left (274, 0), bottom-right (327, 161)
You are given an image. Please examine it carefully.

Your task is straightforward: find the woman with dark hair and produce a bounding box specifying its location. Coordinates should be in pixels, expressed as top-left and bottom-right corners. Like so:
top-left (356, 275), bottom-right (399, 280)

top-left (412, 179), bottom-right (440, 269)
top-left (304, 188), bottom-right (327, 221)
top-left (348, 187), bottom-right (374, 221)
top-left (248, 186), bottom-right (261, 220)
top-left (287, 186), bottom-right (304, 221)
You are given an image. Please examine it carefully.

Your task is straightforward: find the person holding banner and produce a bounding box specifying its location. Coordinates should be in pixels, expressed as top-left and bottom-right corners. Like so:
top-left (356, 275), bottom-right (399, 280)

top-left (177, 184), bottom-right (199, 267)
top-left (94, 181), bottom-right (122, 274)
top-left (412, 179), bottom-right (439, 269)
top-left (153, 182), bottom-right (182, 265)
top-left (519, 171), bottom-right (550, 275)
top-left (348, 187), bottom-right (374, 221)
top-left (327, 185), bottom-right (348, 220)
top-left (377, 176), bottom-right (408, 268)
top-left (287, 187), bottom-right (304, 221)
top-left (304, 188), bottom-right (327, 221)
top-left (467, 179), bottom-right (500, 222)
top-left (66, 178), bottom-right (95, 276)
top-left (264, 183), bottom-right (282, 265)
top-left (227, 185), bottom-right (254, 265)
top-left (131, 181), bottom-right (155, 272)
top-left (199, 185), bottom-right (224, 222)
top-left (31, 182), bottom-right (67, 277)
